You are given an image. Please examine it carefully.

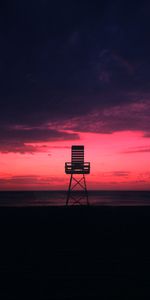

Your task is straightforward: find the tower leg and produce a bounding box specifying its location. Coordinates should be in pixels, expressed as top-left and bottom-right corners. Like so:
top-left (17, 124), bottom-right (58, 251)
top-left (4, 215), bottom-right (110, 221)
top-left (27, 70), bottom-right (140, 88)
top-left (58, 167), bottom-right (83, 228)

top-left (66, 174), bottom-right (89, 206)
top-left (66, 174), bottom-right (72, 206)
top-left (83, 174), bottom-right (89, 205)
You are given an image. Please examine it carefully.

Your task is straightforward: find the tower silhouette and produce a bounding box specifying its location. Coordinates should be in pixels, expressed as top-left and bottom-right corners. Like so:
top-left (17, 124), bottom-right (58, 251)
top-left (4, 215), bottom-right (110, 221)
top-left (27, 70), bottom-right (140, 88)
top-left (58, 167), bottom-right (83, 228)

top-left (65, 145), bottom-right (90, 205)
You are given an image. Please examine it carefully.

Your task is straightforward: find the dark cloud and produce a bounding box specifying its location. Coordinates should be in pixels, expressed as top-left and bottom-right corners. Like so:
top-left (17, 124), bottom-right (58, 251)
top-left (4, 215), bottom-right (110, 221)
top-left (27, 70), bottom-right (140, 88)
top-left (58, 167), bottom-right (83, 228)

top-left (0, 143), bottom-right (38, 154)
top-left (111, 171), bottom-right (129, 177)
top-left (0, 175), bottom-right (41, 185)
top-left (48, 146), bottom-right (70, 149)
top-left (60, 100), bottom-right (150, 136)
top-left (0, 126), bottom-right (79, 153)
top-left (144, 133), bottom-right (150, 138)
top-left (0, 175), bottom-right (67, 186)
top-left (0, 126), bottom-right (79, 142)
top-left (0, 0), bottom-right (150, 147)
top-left (100, 171), bottom-right (130, 178)
top-left (122, 147), bottom-right (150, 154)
top-left (135, 180), bottom-right (147, 183)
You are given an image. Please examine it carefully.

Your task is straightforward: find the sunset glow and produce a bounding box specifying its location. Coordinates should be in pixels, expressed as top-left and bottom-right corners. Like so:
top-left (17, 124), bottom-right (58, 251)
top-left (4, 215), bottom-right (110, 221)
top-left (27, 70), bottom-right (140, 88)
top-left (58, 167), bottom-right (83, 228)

top-left (0, 130), bottom-right (150, 190)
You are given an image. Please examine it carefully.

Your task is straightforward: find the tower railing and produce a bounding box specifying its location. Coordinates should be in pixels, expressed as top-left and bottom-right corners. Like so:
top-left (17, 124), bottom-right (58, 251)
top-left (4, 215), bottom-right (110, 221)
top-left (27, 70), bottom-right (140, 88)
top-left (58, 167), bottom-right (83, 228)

top-left (65, 162), bottom-right (90, 174)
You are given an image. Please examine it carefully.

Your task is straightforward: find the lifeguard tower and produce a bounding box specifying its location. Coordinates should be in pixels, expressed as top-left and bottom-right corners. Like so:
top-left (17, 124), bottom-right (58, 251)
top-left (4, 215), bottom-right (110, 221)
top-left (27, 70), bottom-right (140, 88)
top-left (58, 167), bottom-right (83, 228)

top-left (65, 145), bottom-right (90, 205)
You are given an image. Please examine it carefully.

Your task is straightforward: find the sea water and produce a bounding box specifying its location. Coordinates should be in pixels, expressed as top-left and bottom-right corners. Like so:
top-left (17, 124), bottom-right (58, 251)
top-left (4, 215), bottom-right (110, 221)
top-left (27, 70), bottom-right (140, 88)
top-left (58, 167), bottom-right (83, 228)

top-left (0, 190), bottom-right (150, 206)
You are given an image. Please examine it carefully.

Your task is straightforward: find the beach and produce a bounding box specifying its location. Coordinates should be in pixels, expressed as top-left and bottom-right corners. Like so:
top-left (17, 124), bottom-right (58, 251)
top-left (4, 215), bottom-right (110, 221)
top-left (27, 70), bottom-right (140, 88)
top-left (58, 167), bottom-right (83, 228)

top-left (0, 206), bottom-right (150, 299)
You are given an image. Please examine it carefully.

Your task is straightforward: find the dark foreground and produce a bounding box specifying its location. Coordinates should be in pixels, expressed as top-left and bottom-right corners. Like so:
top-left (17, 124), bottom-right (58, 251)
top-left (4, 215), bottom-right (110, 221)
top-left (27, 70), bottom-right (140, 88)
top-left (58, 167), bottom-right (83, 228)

top-left (0, 206), bottom-right (150, 299)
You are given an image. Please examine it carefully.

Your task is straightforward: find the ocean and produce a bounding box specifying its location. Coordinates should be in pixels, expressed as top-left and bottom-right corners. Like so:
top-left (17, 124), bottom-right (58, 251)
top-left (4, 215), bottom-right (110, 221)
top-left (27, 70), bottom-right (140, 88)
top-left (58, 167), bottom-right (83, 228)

top-left (0, 190), bottom-right (150, 206)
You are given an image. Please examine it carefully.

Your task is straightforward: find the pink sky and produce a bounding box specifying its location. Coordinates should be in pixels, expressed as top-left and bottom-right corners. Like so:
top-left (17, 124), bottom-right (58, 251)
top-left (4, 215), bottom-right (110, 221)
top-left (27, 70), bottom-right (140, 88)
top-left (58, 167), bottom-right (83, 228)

top-left (0, 130), bottom-right (150, 190)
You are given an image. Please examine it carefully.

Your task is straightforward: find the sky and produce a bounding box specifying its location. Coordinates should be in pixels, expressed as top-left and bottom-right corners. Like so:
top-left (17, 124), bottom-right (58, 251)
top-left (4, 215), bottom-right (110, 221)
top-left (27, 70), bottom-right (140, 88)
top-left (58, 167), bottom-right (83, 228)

top-left (0, 0), bottom-right (150, 190)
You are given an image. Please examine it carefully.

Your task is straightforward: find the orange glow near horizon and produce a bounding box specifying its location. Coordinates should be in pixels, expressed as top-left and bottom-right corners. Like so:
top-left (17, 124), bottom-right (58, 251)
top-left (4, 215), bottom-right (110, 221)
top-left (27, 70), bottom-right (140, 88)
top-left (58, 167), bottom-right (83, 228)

top-left (0, 130), bottom-right (150, 190)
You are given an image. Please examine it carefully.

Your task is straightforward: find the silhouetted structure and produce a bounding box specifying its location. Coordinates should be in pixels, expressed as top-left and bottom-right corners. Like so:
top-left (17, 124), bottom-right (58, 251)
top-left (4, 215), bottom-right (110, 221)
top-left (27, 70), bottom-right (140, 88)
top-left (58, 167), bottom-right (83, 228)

top-left (65, 145), bottom-right (90, 205)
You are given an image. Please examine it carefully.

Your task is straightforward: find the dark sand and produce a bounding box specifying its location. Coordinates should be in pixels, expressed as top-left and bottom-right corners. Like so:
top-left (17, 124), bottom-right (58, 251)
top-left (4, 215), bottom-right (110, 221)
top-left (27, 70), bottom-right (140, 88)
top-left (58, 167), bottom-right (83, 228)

top-left (0, 206), bottom-right (150, 299)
